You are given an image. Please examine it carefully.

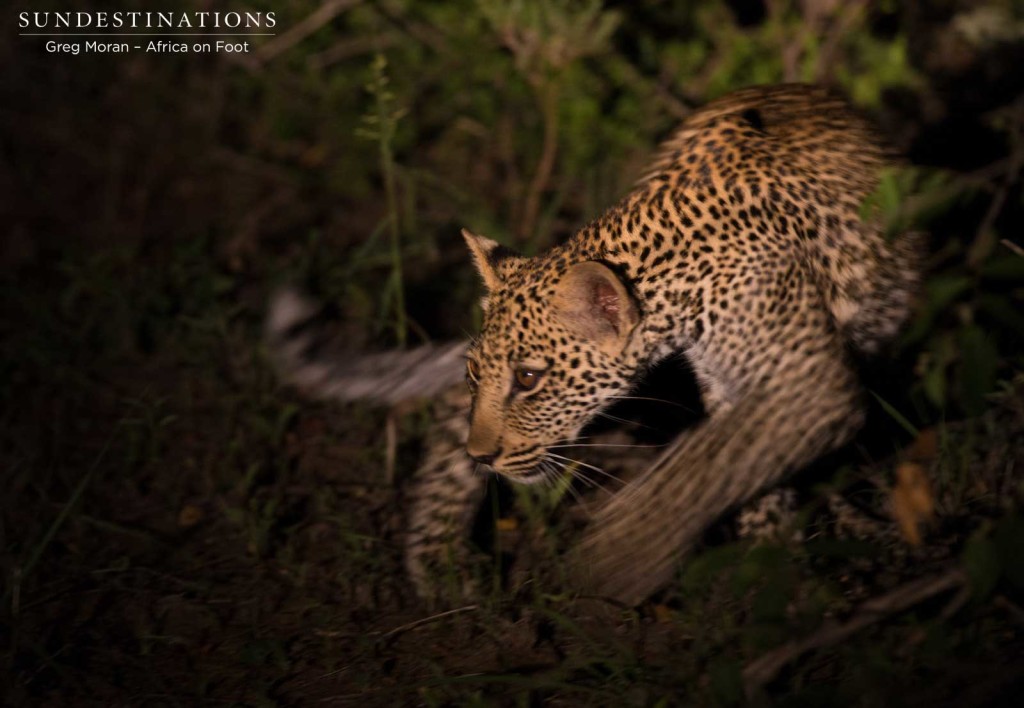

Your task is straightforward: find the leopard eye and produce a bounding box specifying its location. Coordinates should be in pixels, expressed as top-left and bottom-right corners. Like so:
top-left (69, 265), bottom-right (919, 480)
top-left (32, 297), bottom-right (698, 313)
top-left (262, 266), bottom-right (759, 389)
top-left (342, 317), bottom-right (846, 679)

top-left (513, 368), bottom-right (544, 393)
top-left (465, 359), bottom-right (481, 392)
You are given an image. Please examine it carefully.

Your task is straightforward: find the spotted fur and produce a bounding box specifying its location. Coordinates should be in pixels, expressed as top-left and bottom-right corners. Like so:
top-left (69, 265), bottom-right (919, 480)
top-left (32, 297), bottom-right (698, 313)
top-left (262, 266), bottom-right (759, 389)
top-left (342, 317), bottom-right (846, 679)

top-left (401, 387), bottom-right (482, 600)
top-left (269, 84), bottom-right (922, 605)
top-left (460, 84), bottom-right (920, 603)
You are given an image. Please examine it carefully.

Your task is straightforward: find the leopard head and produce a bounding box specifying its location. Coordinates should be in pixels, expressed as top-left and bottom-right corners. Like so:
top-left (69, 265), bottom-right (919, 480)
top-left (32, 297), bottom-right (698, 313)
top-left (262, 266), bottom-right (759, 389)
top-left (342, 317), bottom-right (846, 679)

top-left (461, 229), bottom-right (641, 483)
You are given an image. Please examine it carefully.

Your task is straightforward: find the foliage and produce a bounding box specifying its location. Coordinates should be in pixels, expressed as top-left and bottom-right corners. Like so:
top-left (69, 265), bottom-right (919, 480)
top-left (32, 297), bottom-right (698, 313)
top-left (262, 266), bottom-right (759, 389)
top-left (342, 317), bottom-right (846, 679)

top-left (356, 53), bottom-right (409, 344)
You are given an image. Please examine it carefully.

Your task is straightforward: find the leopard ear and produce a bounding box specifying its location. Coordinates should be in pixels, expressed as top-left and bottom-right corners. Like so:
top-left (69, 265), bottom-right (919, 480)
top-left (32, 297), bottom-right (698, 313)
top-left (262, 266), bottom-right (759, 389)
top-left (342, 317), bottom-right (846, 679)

top-left (553, 261), bottom-right (639, 355)
top-left (462, 229), bottom-right (516, 293)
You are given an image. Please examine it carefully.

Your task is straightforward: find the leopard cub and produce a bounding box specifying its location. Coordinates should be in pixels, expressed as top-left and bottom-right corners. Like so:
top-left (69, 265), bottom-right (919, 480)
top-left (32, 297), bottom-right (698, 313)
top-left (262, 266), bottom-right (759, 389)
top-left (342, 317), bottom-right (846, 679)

top-left (271, 84), bottom-right (921, 605)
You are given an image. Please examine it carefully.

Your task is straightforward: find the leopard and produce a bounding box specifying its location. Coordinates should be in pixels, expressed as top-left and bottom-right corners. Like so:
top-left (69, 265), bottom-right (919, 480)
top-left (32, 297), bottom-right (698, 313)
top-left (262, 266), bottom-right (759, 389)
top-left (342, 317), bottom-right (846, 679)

top-left (269, 84), bottom-right (922, 606)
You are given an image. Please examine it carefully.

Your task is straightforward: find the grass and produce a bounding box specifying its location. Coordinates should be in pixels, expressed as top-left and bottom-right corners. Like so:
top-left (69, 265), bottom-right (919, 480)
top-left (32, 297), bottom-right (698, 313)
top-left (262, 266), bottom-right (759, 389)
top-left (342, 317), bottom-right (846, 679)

top-left (4, 425), bottom-right (117, 614)
top-left (358, 52), bottom-right (409, 346)
top-left (1, 281), bottom-right (1022, 702)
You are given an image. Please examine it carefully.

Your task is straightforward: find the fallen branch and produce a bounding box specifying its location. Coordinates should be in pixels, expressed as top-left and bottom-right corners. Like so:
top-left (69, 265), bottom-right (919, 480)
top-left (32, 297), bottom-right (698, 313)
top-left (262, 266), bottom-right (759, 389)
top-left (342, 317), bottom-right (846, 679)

top-left (377, 605), bottom-right (479, 641)
top-left (742, 567), bottom-right (967, 698)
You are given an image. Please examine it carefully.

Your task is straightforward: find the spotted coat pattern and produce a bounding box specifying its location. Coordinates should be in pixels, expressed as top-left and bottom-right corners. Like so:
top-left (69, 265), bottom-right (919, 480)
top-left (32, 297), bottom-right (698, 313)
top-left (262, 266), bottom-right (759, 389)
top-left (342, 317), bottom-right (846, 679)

top-left (268, 84), bottom-right (922, 605)
top-left (461, 84), bottom-right (920, 604)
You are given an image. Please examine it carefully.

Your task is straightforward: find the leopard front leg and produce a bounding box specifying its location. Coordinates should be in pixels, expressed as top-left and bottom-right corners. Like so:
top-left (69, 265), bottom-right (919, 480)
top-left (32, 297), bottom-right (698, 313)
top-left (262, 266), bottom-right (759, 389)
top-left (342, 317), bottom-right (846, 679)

top-left (404, 388), bottom-right (486, 605)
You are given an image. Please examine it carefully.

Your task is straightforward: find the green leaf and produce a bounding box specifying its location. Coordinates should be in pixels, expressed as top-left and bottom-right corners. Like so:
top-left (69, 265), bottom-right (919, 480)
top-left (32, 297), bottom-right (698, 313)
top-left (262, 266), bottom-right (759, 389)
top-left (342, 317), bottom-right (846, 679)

top-left (957, 325), bottom-right (999, 416)
top-left (926, 275), bottom-right (975, 311)
top-left (681, 543), bottom-right (745, 593)
top-left (981, 254), bottom-right (1024, 281)
top-left (922, 354), bottom-right (948, 408)
top-left (920, 332), bottom-right (957, 409)
top-left (878, 169), bottom-right (902, 219)
top-left (962, 531), bottom-right (1001, 600)
top-left (977, 294), bottom-right (1024, 334)
top-left (751, 572), bottom-right (792, 622)
top-left (901, 275), bottom-right (972, 347)
top-left (731, 545), bottom-right (790, 595)
top-left (870, 391), bottom-right (919, 436)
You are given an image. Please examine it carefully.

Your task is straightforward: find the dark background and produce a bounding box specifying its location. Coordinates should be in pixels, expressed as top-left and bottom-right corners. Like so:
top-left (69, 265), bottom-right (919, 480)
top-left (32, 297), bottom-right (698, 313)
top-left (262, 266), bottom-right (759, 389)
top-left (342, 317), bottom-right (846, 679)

top-left (2, 1), bottom-right (1024, 705)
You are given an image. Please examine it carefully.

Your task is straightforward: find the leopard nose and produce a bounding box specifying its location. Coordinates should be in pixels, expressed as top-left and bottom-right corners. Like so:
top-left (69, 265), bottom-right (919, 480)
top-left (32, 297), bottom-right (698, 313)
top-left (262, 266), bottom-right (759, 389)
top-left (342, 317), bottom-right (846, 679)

top-left (469, 448), bottom-right (501, 466)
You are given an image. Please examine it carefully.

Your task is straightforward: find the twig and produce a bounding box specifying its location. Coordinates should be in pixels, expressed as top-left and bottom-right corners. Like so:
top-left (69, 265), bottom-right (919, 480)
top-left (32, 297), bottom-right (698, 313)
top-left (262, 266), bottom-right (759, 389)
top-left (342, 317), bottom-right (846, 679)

top-left (385, 411), bottom-right (397, 486)
top-left (373, 0), bottom-right (451, 56)
top-left (892, 155), bottom-right (1012, 240)
top-left (815, 0), bottom-right (870, 83)
top-left (253, 0), bottom-right (364, 67)
top-left (1001, 239), bottom-right (1024, 257)
top-left (308, 33), bottom-right (399, 70)
top-left (211, 147), bottom-right (297, 184)
top-left (614, 59), bottom-right (692, 121)
top-left (939, 582), bottom-right (972, 620)
top-left (377, 605), bottom-right (479, 640)
top-left (518, 81), bottom-right (561, 244)
top-left (968, 99), bottom-right (1024, 267)
top-left (994, 595), bottom-right (1024, 628)
top-left (742, 567), bottom-right (966, 698)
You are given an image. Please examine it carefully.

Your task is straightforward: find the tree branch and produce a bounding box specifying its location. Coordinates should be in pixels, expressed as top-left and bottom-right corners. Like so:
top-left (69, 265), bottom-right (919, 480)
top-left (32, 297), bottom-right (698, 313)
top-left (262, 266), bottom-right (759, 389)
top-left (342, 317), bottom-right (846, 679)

top-left (743, 567), bottom-right (967, 698)
top-left (252, 0), bottom-right (365, 67)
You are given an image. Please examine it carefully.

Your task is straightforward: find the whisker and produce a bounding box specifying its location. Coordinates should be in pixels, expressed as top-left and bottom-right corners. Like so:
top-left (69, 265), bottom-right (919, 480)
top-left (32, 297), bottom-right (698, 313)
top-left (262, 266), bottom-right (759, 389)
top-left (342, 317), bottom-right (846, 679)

top-left (545, 452), bottom-right (626, 487)
top-left (548, 442), bottom-right (669, 450)
top-left (546, 435), bottom-right (593, 446)
top-left (569, 470), bottom-right (599, 493)
top-left (566, 466), bottom-right (600, 492)
top-left (564, 464), bottom-right (617, 494)
top-left (605, 395), bottom-right (696, 411)
top-left (544, 451), bottom-right (602, 474)
top-left (592, 410), bottom-right (650, 428)
top-left (538, 462), bottom-right (556, 490)
top-left (557, 466), bottom-right (588, 504)
top-left (540, 454), bottom-right (595, 493)
top-left (538, 458), bottom-right (556, 479)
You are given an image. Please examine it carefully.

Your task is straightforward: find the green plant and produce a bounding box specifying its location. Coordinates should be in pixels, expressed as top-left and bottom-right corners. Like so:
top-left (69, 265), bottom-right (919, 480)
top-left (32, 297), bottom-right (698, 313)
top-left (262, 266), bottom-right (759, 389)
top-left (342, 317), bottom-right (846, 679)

top-left (357, 52), bottom-right (410, 345)
top-left (478, 0), bottom-right (621, 246)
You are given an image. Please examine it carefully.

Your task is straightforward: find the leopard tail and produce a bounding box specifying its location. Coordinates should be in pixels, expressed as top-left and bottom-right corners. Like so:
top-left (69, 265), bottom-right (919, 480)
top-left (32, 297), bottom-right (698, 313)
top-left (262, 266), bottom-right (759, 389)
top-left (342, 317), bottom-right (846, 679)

top-left (575, 321), bottom-right (864, 605)
top-left (265, 288), bottom-right (469, 405)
